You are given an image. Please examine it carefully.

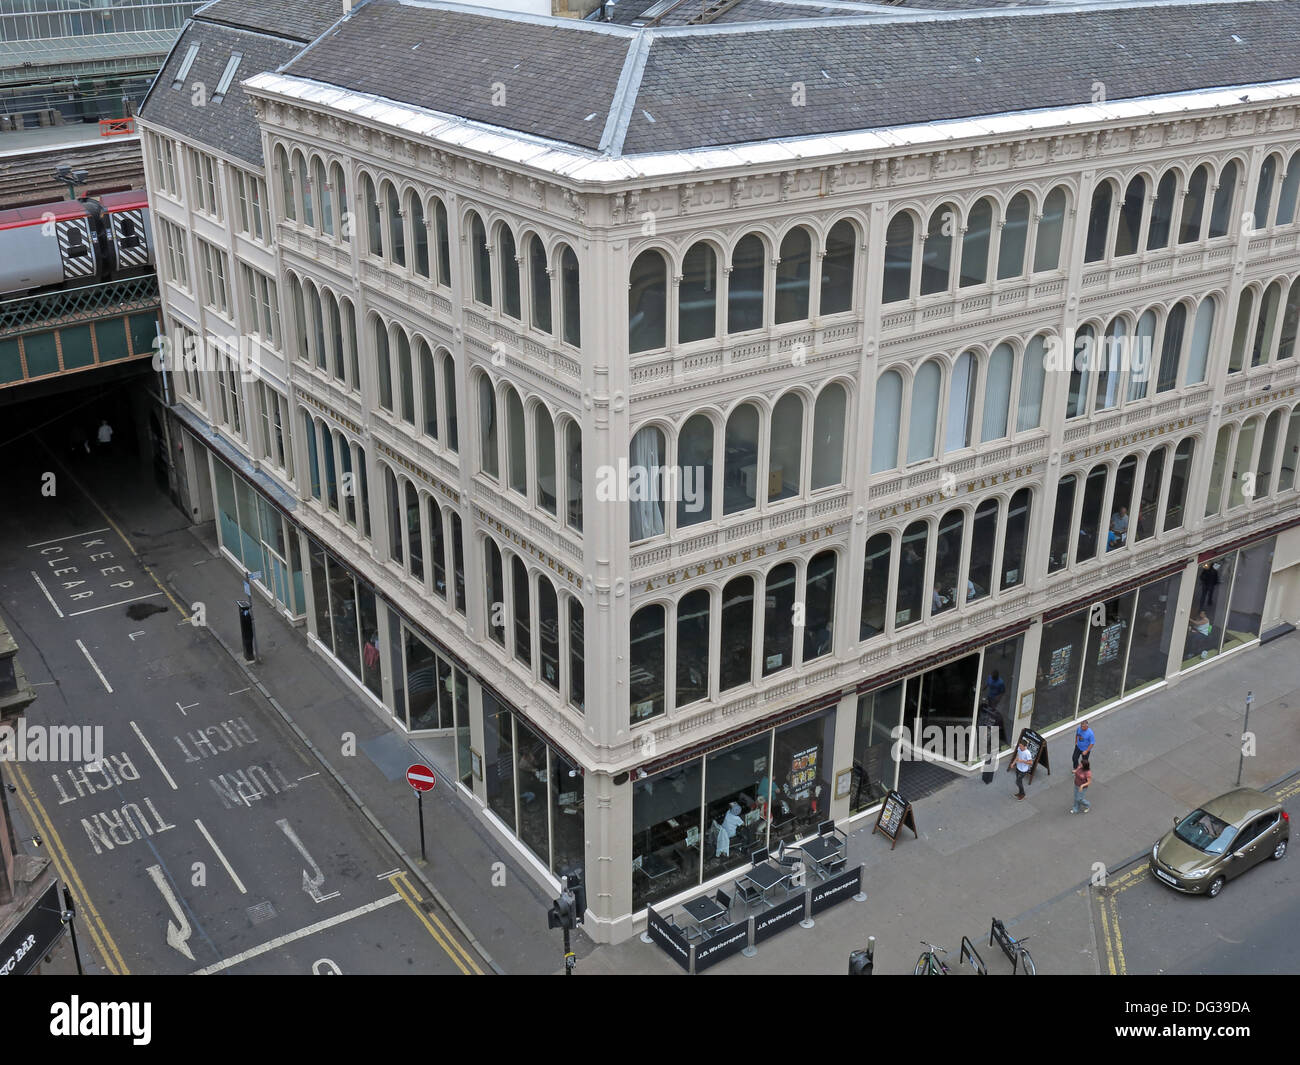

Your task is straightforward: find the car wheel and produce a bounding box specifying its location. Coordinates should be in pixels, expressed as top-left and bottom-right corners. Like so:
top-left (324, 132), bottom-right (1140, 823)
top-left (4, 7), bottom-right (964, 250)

top-left (1272, 838), bottom-right (1288, 861)
top-left (1206, 875), bottom-right (1225, 898)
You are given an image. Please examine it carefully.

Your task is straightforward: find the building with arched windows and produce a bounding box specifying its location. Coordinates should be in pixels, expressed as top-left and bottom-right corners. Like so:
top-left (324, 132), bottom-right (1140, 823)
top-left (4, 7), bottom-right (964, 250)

top-left (140, 0), bottom-right (1300, 942)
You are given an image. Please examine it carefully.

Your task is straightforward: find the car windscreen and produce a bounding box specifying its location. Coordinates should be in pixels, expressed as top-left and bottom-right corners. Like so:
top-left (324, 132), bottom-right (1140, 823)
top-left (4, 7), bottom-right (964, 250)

top-left (1174, 809), bottom-right (1238, 854)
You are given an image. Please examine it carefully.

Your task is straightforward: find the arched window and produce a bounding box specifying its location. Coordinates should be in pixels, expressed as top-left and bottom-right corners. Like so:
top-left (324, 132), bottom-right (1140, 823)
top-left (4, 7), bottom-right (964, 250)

top-left (441, 351), bottom-right (458, 451)
top-left (1017, 335), bottom-right (1047, 431)
top-left (1252, 281), bottom-right (1282, 366)
top-left (944, 351), bottom-right (976, 454)
top-left (1135, 446), bottom-right (1166, 541)
top-left (363, 174), bottom-right (381, 257)
top-left (322, 290), bottom-right (342, 379)
top-left (762, 563), bottom-right (798, 675)
top-left (330, 163), bottom-right (347, 242)
top-left (1084, 181), bottom-right (1112, 262)
top-left (322, 430), bottom-right (338, 511)
top-left (1278, 150), bottom-right (1300, 226)
top-left (1109, 454), bottom-right (1138, 549)
top-left (384, 466), bottom-right (402, 562)
top-left (290, 275), bottom-right (307, 361)
top-left (676, 589), bottom-right (710, 708)
top-left (907, 360), bottom-right (941, 462)
top-left (723, 404), bottom-right (760, 514)
top-left (1067, 325), bottom-right (1094, 419)
top-left (505, 387), bottom-right (526, 496)
top-left (720, 576), bottom-right (754, 691)
top-left (860, 533), bottom-right (892, 639)
top-left (811, 383), bottom-right (847, 490)
top-left (960, 197), bottom-right (994, 287)
top-left (932, 509), bottom-right (964, 616)
top-left (568, 598), bottom-right (584, 710)
top-left (1001, 488), bottom-right (1032, 590)
top-left (276, 145), bottom-right (294, 221)
top-left (565, 421), bottom-right (582, 532)
top-left (478, 375), bottom-right (498, 478)
top-left (679, 241), bottom-right (717, 343)
top-left (1095, 317), bottom-right (1125, 411)
top-left (537, 577), bottom-right (560, 691)
top-left (295, 152), bottom-right (313, 228)
top-left (535, 405), bottom-right (556, 516)
top-left (677, 414), bottom-right (714, 528)
top-left (998, 193), bottom-right (1032, 280)
top-left (301, 411), bottom-right (319, 498)
top-left (820, 220), bottom-right (856, 314)
top-left (469, 212), bottom-right (491, 305)
top-left (872, 370), bottom-right (902, 472)
top-left (1186, 296), bottom-right (1216, 384)
top-left (1033, 186), bottom-right (1067, 272)
top-left (409, 194), bottom-right (428, 277)
top-left (768, 393), bottom-right (803, 502)
top-left (1205, 425), bottom-right (1233, 516)
top-left (1114, 175), bottom-right (1146, 257)
top-left (1048, 474), bottom-right (1077, 572)
top-left (1229, 418), bottom-right (1259, 508)
top-left (485, 539), bottom-right (505, 645)
top-left (1156, 304), bottom-right (1187, 393)
top-left (775, 227), bottom-right (812, 324)
top-left (1208, 160), bottom-right (1238, 238)
top-left (405, 481), bottom-right (423, 581)
top-left (383, 181), bottom-right (403, 266)
top-left (1280, 279), bottom-right (1300, 360)
top-left (1279, 406), bottom-right (1300, 492)
top-left (499, 225), bottom-right (520, 320)
top-left (306, 282), bottom-right (325, 370)
top-left (629, 605), bottom-right (665, 720)
top-left (628, 249), bottom-right (666, 353)
top-left (1257, 409), bottom-right (1283, 498)
top-left (396, 330), bottom-right (414, 425)
top-left (433, 199), bottom-right (451, 285)
top-left (882, 212), bottom-right (914, 302)
top-left (1129, 309), bottom-right (1157, 403)
top-left (1229, 289), bottom-right (1255, 373)
top-left (920, 204), bottom-right (956, 294)
top-left (1255, 154), bottom-right (1280, 229)
top-left (528, 236), bottom-right (551, 334)
top-left (418, 340), bottom-right (437, 440)
top-left (728, 233), bottom-right (765, 333)
top-left (803, 551), bottom-right (837, 662)
top-left (338, 436), bottom-right (354, 525)
top-left (982, 343), bottom-right (1014, 441)
top-left (1165, 437), bottom-right (1195, 530)
top-left (511, 556), bottom-right (531, 665)
top-left (1179, 165), bottom-right (1209, 243)
top-left (374, 319), bottom-right (392, 411)
top-left (313, 157), bottom-right (332, 236)
top-left (560, 245), bottom-right (580, 347)
top-left (1148, 172), bottom-right (1176, 249)
top-left (629, 425), bottom-right (665, 540)
top-left (343, 299), bottom-right (359, 389)
top-left (1077, 464), bottom-right (1108, 562)
top-left (897, 521), bottom-right (928, 626)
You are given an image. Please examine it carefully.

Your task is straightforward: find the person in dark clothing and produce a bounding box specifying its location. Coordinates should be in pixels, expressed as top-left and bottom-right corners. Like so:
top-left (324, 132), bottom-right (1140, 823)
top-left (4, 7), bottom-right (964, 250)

top-left (1197, 562), bottom-right (1219, 613)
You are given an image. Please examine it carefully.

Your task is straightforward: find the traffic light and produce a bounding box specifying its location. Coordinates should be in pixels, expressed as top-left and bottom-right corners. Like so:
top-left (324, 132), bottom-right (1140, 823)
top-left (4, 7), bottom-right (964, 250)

top-left (562, 869), bottom-right (586, 925)
top-left (848, 936), bottom-right (876, 975)
top-left (548, 890), bottom-right (575, 931)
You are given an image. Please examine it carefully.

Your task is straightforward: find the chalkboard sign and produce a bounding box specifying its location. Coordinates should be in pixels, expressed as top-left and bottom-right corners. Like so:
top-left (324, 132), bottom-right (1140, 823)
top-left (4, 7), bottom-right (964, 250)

top-left (871, 790), bottom-right (918, 850)
top-left (1015, 727), bottom-right (1050, 781)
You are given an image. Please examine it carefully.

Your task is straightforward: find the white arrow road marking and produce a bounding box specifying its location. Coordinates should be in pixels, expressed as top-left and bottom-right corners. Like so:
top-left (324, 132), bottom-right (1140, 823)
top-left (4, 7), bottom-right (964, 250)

top-left (128, 630), bottom-right (146, 641)
top-left (276, 818), bottom-right (341, 904)
top-left (146, 864), bottom-right (195, 961)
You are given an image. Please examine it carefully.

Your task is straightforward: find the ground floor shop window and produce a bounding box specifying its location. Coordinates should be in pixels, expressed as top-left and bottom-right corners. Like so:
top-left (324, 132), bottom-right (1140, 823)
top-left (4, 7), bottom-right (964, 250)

top-left (1033, 609), bottom-right (1089, 731)
top-left (1184, 553), bottom-right (1237, 668)
top-left (1222, 540), bottom-right (1274, 653)
top-left (769, 709), bottom-right (835, 850)
top-left (483, 690), bottom-right (516, 832)
top-left (1124, 573), bottom-right (1182, 694)
top-left (701, 735), bottom-right (772, 884)
top-left (632, 759), bottom-right (703, 913)
top-left (901, 652), bottom-right (980, 761)
top-left (1077, 592), bottom-right (1136, 714)
top-left (851, 682), bottom-right (904, 813)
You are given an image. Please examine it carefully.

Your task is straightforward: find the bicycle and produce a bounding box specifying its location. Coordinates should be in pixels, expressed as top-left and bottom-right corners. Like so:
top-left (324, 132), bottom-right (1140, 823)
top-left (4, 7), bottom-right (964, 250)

top-left (1007, 932), bottom-right (1037, 975)
top-left (914, 940), bottom-right (949, 975)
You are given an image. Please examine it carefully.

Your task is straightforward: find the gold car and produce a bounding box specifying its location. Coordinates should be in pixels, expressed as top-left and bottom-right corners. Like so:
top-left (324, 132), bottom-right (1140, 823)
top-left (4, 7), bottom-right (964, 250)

top-left (1149, 788), bottom-right (1289, 898)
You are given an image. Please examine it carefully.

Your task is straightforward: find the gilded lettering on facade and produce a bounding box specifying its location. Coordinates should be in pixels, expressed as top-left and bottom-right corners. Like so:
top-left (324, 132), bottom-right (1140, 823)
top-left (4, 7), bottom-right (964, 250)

top-left (475, 508), bottom-right (582, 588)
top-left (641, 526), bottom-right (838, 591)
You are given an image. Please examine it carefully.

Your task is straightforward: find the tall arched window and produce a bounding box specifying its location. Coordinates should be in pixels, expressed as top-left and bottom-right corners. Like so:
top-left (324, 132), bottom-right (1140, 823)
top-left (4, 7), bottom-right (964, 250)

top-left (560, 245), bottom-right (580, 347)
top-left (405, 481), bottom-right (423, 581)
top-left (1001, 488), bottom-right (1032, 590)
top-left (343, 299), bottom-right (359, 389)
top-left (1048, 475), bottom-right (1077, 572)
top-left (330, 163), bottom-right (347, 242)
top-left (441, 351), bottom-right (458, 452)
top-left (1084, 182), bottom-right (1112, 262)
top-left (679, 241), bottom-right (717, 343)
top-left (396, 330), bottom-right (414, 425)
top-left (1077, 464), bottom-right (1108, 562)
top-left (1033, 186), bottom-right (1067, 272)
top-left (499, 225), bottom-right (520, 320)
top-left (920, 204), bottom-right (956, 294)
top-left (1229, 289), bottom-right (1255, 373)
top-left (882, 212), bottom-right (914, 302)
top-left (860, 533), bottom-right (892, 639)
top-left (1208, 160), bottom-right (1238, 238)
top-left (1148, 172), bottom-right (1176, 249)
top-left (1067, 325), bottom-right (1094, 419)
top-left (469, 212), bottom-right (491, 305)
top-left (628, 249), bottom-right (666, 353)
top-left (998, 193), bottom-right (1032, 280)
top-left (932, 509), bottom-right (964, 616)
top-left (289, 276), bottom-right (306, 361)
top-left (897, 521), bottom-right (928, 626)
top-left (1179, 165), bottom-right (1209, 243)
top-left (1109, 455), bottom-right (1138, 548)
top-left (1165, 437), bottom-right (1196, 529)
top-left (1095, 317), bottom-right (1126, 411)
top-left (276, 145), bottom-right (294, 221)
top-left (1114, 175), bottom-right (1146, 257)
top-left (960, 198), bottom-right (994, 287)
top-left (944, 351), bottom-right (976, 453)
top-left (505, 387), bottom-right (526, 496)
top-left (820, 220), bottom-right (856, 314)
top-left (306, 282), bottom-right (325, 370)
top-left (434, 199), bottom-right (451, 285)
top-left (537, 577), bottom-right (560, 691)
top-left (565, 420), bottom-right (582, 531)
top-left (762, 563), bottom-right (798, 675)
top-left (629, 605), bottom-right (665, 721)
top-left (1129, 309), bottom-right (1157, 402)
top-left (478, 375), bottom-right (498, 478)
top-left (677, 414), bottom-right (714, 528)
top-left (1156, 303), bottom-right (1187, 393)
top-left (1205, 425), bottom-right (1233, 516)
top-left (803, 551), bottom-right (837, 662)
top-left (313, 157), bottom-right (332, 236)
top-left (511, 556), bottom-right (531, 665)
top-left (1254, 154), bottom-right (1280, 229)
top-left (1279, 406), bottom-right (1300, 492)
top-left (1252, 281), bottom-right (1282, 367)
top-left (1257, 409), bottom-right (1283, 498)
top-left (375, 319), bottom-right (392, 411)
top-left (363, 174), bottom-right (381, 257)
top-left (982, 343), bottom-right (1014, 441)
top-left (1280, 279), bottom-right (1300, 360)
top-left (907, 360), bottom-right (941, 462)
top-left (775, 227), bottom-right (812, 324)
top-left (629, 426), bottom-right (665, 540)
top-left (1228, 418), bottom-right (1258, 508)
top-left (1135, 446), bottom-right (1165, 541)
top-left (485, 539), bottom-right (505, 645)
top-left (301, 411), bottom-right (319, 498)
top-left (811, 383), bottom-right (847, 490)
top-left (384, 466), bottom-right (402, 563)
top-left (295, 151), bottom-right (313, 228)
top-left (1186, 296), bottom-right (1216, 384)
top-left (1017, 335), bottom-right (1047, 431)
top-left (324, 291), bottom-right (343, 379)
top-left (724, 404), bottom-right (760, 514)
top-left (872, 370), bottom-right (902, 472)
top-left (418, 340), bottom-right (437, 440)
top-left (1278, 150), bottom-right (1300, 226)
top-left (409, 194), bottom-right (428, 277)
top-left (676, 589), bottom-right (710, 708)
top-left (529, 236), bottom-right (551, 334)
top-left (383, 181), bottom-right (403, 266)
top-left (728, 234), bottom-right (766, 333)
top-left (720, 576), bottom-right (754, 692)
top-left (535, 405), bottom-right (556, 516)
top-left (768, 393), bottom-right (803, 502)
top-left (968, 499), bottom-right (997, 601)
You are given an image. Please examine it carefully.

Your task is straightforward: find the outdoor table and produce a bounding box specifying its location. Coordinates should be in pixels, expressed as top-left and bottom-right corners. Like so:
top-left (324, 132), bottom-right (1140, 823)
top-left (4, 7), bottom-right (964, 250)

top-left (681, 895), bottom-right (727, 939)
top-left (800, 835), bottom-right (844, 880)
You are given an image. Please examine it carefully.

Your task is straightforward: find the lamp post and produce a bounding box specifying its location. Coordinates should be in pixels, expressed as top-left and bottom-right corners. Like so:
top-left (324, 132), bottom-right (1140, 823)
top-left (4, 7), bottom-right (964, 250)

top-left (1234, 690), bottom-right (1253, 787)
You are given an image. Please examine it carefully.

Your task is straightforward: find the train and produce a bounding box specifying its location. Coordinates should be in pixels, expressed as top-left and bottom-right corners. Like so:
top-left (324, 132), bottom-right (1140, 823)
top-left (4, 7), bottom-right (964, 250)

top-left (0, 188), bottom-right (154, 300)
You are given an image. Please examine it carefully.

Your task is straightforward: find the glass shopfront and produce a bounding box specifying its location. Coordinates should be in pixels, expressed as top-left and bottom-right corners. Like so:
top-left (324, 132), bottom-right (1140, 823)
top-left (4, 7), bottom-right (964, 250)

top-left (851, 682), bottom-right (904, 812)
top-left (1077, 591), bottom-right (1136, 714)
top-left (1033, 609), bottom-right (1089, 731)
top-left (212, 457), bottom-right (304, 616)
top-left (1124, 573), bottom-right (1183, 694)
top-left (1184, 539), bottom-right (1275, 667)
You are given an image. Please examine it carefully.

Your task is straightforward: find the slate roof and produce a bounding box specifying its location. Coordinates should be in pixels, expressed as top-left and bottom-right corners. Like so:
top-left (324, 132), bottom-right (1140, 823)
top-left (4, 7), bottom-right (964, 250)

top-left (194, 0), bottom-right (348, 43)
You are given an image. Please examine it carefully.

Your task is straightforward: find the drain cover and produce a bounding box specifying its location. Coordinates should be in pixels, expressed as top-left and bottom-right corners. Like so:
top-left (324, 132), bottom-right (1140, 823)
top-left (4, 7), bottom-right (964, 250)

top-left (246, 900), bottom-right (276, 925)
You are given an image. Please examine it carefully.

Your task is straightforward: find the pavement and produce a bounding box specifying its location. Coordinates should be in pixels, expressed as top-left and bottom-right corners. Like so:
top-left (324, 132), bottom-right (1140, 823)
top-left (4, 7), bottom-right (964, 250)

top-left (28, 439), bottom-right (1300, 976)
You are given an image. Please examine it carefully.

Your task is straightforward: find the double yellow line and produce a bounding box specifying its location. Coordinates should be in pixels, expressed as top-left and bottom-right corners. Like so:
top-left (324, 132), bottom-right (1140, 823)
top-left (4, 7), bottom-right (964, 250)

top-left (388, 871), bottom-right (483, 975)
top-left (7, 762), bottom-right (130, 975)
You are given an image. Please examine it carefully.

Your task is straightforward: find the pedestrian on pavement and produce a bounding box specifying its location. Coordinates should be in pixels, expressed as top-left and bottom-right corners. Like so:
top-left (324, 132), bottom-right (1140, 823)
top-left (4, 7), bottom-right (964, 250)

top-left (1073, 719), bottom-right (1095, 769)
top-left (1070, 757), bottom-right (1092, 814)
top-left (96, 418), bottom-right (114, 452)
top-left (1010, 737), bottom-right (1033, 800)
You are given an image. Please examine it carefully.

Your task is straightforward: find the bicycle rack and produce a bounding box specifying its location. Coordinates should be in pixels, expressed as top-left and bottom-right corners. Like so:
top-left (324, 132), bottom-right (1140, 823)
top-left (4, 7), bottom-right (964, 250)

top-left (989, 917), bottom-right (1023, 974)
top-left (959, 935), bottom-right (987, 975)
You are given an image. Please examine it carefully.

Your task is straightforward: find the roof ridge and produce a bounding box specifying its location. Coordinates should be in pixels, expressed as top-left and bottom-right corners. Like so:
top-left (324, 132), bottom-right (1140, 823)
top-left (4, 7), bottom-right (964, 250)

top-left (600, 29), bottom-right (654, 156)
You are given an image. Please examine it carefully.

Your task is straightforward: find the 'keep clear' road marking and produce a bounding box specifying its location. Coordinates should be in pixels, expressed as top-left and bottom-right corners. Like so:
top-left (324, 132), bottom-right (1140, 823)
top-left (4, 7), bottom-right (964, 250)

top-left (129, 721), bottom-right (177, 791)
top-left (192, 895), bottom-right (403, 975)
top-left (76, 640), bottom-right (112, 693)
top-left (194, 819), bottom-right (247, 895)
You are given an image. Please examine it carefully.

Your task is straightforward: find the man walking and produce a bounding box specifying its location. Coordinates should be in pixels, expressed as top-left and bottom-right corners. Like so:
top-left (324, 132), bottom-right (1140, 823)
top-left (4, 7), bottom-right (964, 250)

top-left (1073, 719), bottom-right (1095, 770)
top-left (1010, 738), bottom-right (1033, 800)
top-left (96, 418), bottom-right (114, 453)
top-left (1070, 757), bottom-right (1092, 814)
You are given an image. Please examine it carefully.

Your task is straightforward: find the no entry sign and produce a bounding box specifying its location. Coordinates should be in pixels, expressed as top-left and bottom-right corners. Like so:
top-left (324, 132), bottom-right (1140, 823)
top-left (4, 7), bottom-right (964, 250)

top-left (406, 764), bottom-right (436, 792)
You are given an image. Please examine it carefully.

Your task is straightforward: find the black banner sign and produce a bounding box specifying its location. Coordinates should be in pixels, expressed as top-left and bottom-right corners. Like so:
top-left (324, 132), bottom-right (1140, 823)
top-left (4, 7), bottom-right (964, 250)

top-left (0, 880), bottom-right (66, 977)
top-left (754, 893), bottom-right (806, 943)
top-left (646, 906), bottom-right (690, 972)
top-left (810, 866), bottom-right (861, 914)
top-left (693, 922), bottom-right (749, 971)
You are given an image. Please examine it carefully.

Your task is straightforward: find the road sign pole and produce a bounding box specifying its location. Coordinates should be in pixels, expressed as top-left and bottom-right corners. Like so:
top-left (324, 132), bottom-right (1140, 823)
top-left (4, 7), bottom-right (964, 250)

top-left (1235, 690), bottom-right (1254, 787)
top-left (418, 791), bottom-right (426, 862)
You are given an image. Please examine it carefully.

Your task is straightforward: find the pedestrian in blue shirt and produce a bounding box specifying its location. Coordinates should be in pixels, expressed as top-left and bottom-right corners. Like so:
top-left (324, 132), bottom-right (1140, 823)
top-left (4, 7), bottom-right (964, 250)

top-left (1073, 720), bottom-right (1095, 770)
